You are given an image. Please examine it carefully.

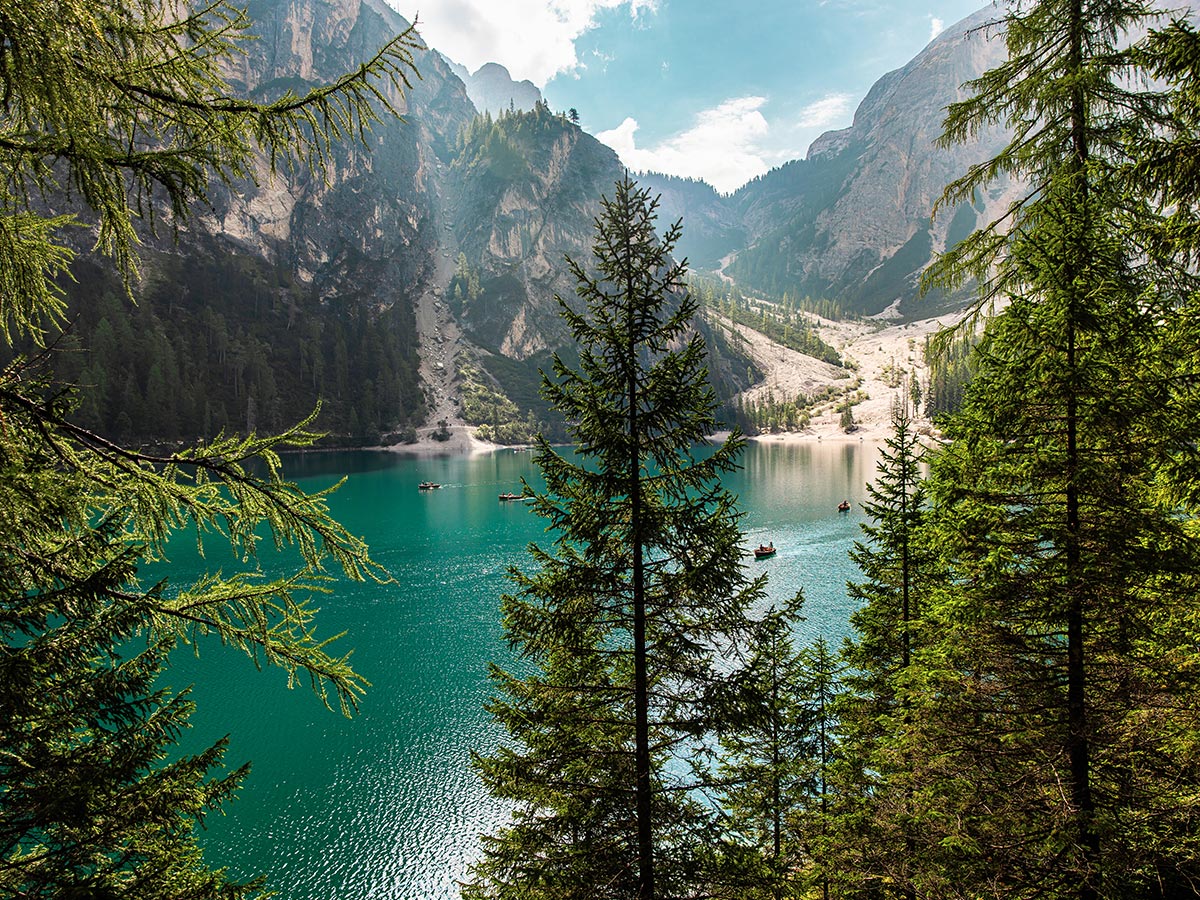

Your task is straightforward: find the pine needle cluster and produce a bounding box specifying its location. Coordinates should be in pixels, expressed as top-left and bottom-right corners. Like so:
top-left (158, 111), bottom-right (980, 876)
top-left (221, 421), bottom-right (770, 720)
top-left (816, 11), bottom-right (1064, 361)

top-left (1, 2), bottom-right (417, 895)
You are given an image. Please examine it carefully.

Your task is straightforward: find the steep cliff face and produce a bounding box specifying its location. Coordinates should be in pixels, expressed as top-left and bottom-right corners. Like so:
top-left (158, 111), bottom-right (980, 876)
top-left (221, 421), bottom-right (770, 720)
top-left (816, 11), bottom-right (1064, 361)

top-left (724, 6), bottom-right (1017, 317)
top-left (49, 0), bottom-right (486, 443)
top-left (446, 105), bottom-right (627, 359)
top-left (211, 0), bottom-right (476, 307)
top-left (52, 0), bottom-right (680, 444)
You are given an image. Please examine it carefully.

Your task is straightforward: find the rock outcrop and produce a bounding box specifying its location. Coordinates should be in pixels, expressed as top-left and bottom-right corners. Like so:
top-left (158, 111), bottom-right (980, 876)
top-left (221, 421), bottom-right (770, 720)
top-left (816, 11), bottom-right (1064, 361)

top-left (444, 58), bottom-right (544, 116)
top-left (723, 5), bottom-right (1016, 317)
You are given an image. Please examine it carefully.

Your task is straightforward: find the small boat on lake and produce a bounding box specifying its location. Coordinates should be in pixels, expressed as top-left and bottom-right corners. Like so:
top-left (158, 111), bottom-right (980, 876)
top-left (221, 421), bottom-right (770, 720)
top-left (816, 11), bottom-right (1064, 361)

top-left (837, 500), bottom-right (851, 512)
top-left (418, 481), bottom-right (441, 491)
top-left (498, 492), bottom-right (524, 501)
top-left (754, 542), bottom-right (776, 559)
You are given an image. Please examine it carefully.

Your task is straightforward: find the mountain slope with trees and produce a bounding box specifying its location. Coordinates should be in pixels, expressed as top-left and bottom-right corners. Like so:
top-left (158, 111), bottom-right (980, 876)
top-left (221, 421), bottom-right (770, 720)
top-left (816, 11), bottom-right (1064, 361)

top-left (0, 0), bottom-right (1045, 446)
top-left (0, 1), bottom-right (407, 896)
top-left (723, 4), bottom-right (1017, 318)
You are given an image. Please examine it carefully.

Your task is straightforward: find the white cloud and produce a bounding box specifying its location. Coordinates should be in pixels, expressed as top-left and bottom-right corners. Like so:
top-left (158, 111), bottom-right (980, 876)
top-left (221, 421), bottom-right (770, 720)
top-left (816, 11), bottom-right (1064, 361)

top-left (596, 97), bottom-right (772, 194)
top-left (399, 0), bottom-right (658, 86)
top-left (929, 15), bottom-right (944, 41)
top-left (796, 93), bottom-right (853, 129)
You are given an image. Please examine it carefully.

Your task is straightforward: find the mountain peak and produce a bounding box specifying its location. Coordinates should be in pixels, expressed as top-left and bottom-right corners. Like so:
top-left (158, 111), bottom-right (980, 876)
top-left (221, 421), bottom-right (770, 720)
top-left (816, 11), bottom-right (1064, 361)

top-left (441, 56), bottom-right (543, 116)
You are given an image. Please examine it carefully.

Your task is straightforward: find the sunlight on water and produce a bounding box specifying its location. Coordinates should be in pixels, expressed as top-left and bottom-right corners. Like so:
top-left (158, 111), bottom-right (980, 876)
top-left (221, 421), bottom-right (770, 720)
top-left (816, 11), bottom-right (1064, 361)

top-left (166, 440), bottom-right (883, 899)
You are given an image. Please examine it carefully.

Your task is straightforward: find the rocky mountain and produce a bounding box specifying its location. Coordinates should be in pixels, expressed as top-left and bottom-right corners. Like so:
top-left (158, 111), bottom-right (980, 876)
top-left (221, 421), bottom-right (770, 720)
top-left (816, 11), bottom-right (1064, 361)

top-left (45, 0), bottom-right (635, 444)
top-left (644, 5), bottom-right (1017, 319)
top-left (732, 5), bottom-right (1017, 318)
top-left (47, 0), bottom-right (1096, 445)
top-left (446, 104), bottom-right (622, 359)
top-left (444, 58), bottom-right (544, 116)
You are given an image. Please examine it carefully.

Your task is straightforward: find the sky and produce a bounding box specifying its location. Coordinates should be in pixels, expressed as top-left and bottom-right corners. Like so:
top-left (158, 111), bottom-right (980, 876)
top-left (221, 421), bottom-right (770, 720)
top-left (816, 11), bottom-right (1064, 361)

top-left (401, 0), bottom-right (990, 193)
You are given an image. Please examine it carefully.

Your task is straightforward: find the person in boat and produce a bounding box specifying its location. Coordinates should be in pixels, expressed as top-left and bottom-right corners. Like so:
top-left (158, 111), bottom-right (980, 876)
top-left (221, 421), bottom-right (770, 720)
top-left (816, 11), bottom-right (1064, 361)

top-left (757, 541), bottom-right (774, 553)
top-left (838, 499), bottom-right (850, 512)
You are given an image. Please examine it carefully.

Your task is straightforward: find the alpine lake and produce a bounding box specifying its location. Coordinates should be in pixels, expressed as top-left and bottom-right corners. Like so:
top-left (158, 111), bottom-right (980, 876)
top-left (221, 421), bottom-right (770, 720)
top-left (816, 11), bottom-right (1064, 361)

top-left (162, 438), bottom-right (883, 899)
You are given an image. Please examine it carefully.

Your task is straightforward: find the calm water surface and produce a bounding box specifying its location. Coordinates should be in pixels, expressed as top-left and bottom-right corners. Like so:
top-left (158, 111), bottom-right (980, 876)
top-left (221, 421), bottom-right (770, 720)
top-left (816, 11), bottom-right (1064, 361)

top-left (166, 439), bottom-right (881, 899)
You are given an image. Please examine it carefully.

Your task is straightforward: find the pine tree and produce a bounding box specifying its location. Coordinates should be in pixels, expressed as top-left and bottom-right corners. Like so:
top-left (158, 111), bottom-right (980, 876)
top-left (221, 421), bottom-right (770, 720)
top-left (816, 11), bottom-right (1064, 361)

top-left (717, 599), bottom-right (809, 900)
top-left (0, 445), bottom-right (254, 899)
top-left (466, 176), bottom-right (765, 900)
top-left (1, 2), bottom-right (416, 895)
top-left (845, 402), bottom-right (927, 695)
top-left (912, 1), bottom-right (1200, 896)
top-left (719, 619), bottom-right (843, 900)
top-left (835, 402), bottom-right (930, 898)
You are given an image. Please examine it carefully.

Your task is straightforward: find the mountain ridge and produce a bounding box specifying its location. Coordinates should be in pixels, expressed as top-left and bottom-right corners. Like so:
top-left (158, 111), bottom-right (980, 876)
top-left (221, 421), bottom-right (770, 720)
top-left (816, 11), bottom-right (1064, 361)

top-left (631, 4), bottom-right (1016, 319)
top-left (32, 0), bottom-right (1077, 445)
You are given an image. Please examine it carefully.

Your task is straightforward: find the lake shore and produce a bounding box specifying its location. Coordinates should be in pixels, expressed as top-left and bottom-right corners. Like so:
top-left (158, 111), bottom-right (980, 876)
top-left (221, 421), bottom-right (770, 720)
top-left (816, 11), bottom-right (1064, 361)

top-left (379, 418), bottom-right (910, 456)
top-left (378, 424), bottom-right (503, 456)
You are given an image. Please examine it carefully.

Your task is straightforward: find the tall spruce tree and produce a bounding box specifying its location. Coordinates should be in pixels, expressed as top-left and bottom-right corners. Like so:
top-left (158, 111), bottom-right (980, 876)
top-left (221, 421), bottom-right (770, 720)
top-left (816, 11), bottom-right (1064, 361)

top-left (1, 2), bottom-right (416, 895)
top-left (834, 401), bottom-right (929, 898)
top-left (844, 402), bottom-right (927, 687)
top-left (466, 176), bottom-right (765, 900)
top-left (716, 598), bottom-right (813, 900)
top-left (910, 1), bottom-right (1200, 897)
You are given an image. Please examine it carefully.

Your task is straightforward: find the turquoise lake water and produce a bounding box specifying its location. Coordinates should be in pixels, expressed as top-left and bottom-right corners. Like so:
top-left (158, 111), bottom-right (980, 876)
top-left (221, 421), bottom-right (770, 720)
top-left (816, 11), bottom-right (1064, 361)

top-left (164, 439), bottom-right (882, 899)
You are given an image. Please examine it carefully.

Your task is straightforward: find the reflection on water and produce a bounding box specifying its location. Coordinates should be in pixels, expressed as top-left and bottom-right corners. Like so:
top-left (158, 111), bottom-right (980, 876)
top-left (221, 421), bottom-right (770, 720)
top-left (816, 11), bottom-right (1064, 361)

top-left (167, 440), bottom-right (882, 900)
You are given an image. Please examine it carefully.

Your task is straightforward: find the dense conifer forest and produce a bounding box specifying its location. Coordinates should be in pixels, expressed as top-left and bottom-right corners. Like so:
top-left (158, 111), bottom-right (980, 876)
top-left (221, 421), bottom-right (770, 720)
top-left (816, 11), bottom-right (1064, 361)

top-left (2, 249), bottom-right (427, 444)
top-left (465, 1), bottom-right (1200, 898)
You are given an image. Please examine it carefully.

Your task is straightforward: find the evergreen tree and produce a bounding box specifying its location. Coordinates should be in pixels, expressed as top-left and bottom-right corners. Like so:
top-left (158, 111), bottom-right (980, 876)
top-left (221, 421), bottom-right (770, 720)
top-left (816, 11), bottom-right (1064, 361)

top-left (793, 638), bottom-right (841, 900)
top-left (845, 402), bottom-right (927, 690)
top-left (717, 599), bottom-right (809, 900)
top-left (720, 622), bottom-right (842, 900)
top-left (835, 402), bottom-right (930, 898)
top-left (467, 177), bottom-right (765, 900)
top-left (913, 1), bottom-right (1200, 896)
top-left (0, 432), bottom-right (254, 898)
top-left (1, 1), bottom-right (415, 895)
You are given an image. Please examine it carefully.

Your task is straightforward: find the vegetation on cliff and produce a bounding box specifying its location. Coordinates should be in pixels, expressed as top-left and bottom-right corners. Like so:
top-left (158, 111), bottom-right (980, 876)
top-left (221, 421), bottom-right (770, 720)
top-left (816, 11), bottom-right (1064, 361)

top-left (0, 1), bottom-right (412, 895)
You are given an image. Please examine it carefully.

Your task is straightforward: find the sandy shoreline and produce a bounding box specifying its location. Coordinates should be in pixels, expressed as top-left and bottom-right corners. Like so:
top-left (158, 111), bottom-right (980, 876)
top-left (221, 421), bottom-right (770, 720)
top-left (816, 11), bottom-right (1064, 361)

top-left (376, 310), bottom-right (958, 456)
top-left (376, 419), bottom-right (909, 457)
top-left (374, 424), bottom-right (503, 456)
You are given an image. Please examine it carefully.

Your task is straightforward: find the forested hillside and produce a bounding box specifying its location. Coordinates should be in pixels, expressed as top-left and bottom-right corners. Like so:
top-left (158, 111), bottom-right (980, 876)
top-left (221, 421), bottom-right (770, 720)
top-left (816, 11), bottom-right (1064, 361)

top-left (25, 244), bottom-right (420, 444)
top-left (0, 0), bottom-right (1056, 447)
top-left (721, 3), bottom-right (1014, 317)
top-left (466, 2), bottom-right (1200, 898)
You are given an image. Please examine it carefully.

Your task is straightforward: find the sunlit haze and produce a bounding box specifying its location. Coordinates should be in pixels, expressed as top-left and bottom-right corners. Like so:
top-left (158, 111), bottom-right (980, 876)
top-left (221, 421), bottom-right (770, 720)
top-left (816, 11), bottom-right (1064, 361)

top-left (400, 0), bottom-right (989, 192)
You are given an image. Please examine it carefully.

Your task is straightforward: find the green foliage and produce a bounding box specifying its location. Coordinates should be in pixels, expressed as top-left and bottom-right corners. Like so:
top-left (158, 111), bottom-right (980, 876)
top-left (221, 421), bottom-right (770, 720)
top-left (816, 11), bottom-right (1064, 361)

top-left (736, 390), bottom-right (809, 434)
top-left (692, 276), bottom-right (845, 367)
top-left (922, 327), bottom-right (977, 420)
top-left (467, 177), bottom-right (766, 900)
top-left (0, 492), bottom-right (259, 899)
top-left (837, 402), bottom-right (856, 433)
top-left (717, 603), bottom-right (842, 900)
top-left (0, 1), bottom-right (412, 895)
top-left (458, 358), bottom-right (542, 445)
top-left (834, 405), bottom-right (932, 895)
top-left (895, 1), bottom-right (1200, 897)
top-left (453, 101), bottom-right (571, 182)
top-left (0, 253), bottom-right (426, 444)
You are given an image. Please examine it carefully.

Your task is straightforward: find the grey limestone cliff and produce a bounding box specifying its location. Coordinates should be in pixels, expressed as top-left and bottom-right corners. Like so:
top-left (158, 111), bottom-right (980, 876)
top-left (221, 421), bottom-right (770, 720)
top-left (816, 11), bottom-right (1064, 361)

top-left (726, 5), bottom-right (1016, 317)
